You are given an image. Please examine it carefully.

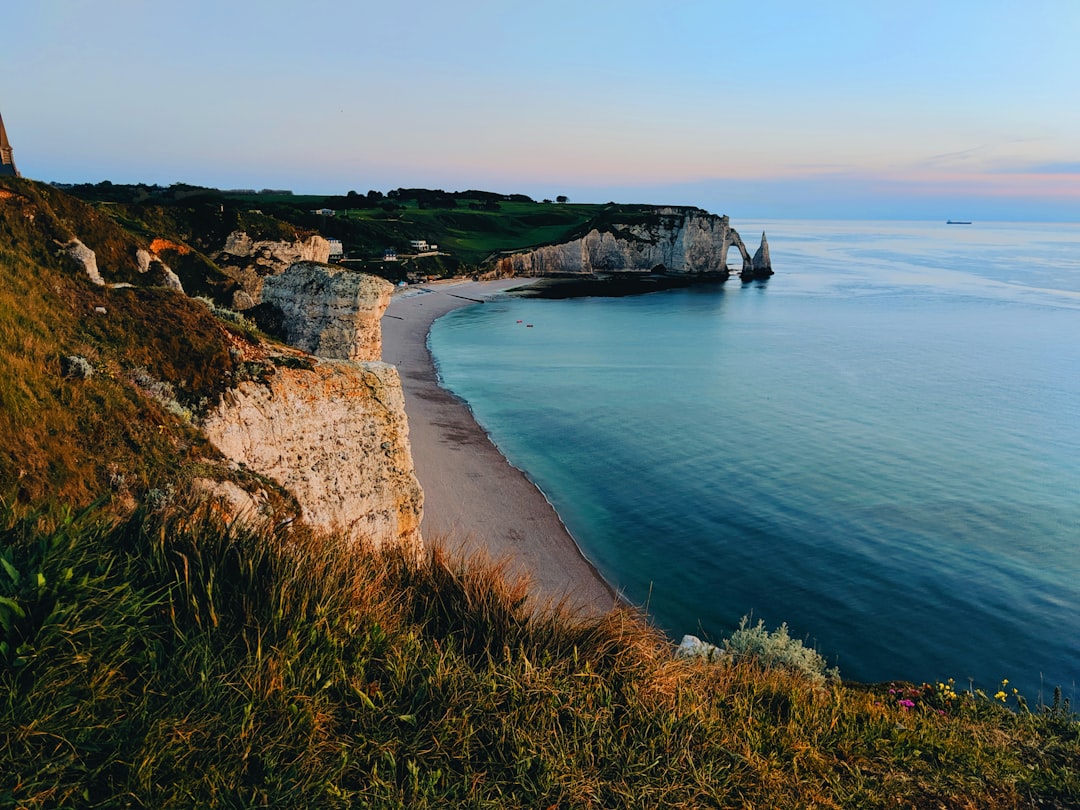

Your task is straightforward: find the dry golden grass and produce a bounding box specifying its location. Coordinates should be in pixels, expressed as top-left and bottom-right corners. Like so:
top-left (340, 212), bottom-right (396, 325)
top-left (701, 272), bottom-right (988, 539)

top-left (1, 502), bottom-right (1076, 808)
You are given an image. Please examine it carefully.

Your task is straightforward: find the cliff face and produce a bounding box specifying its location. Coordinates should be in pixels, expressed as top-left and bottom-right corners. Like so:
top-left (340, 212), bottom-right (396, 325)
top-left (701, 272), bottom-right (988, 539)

top-left (495, 208), bottom-right (769, 279)
top-left (202, 357), bottom-right (422, 555)
top-left (216, 230), bottom-right (331, 309)
top-left (261, 262), bottom-right (393, 362)
top-left (201, 261), bottom-right (423, 554)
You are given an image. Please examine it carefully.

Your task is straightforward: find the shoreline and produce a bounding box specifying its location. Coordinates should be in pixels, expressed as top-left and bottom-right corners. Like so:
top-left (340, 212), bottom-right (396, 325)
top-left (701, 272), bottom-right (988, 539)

top-left (381, 279), bottom-right (621, 616)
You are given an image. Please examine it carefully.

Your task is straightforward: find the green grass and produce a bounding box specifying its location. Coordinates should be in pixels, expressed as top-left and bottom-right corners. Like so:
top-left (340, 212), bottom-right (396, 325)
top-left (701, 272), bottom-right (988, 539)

top-left (1, 501), bottom-right (1077, 808)
top-left (335, 201), bottom-right (598, 265)
top-left (59, 182), bottom-right (713, 276)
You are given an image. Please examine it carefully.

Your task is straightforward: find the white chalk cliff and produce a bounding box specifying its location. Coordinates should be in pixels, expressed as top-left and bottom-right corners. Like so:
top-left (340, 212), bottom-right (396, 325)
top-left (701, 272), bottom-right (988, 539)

top-left (495, 207), bottom-right (772, 279)
top-left (201, 266), bottom-right (423, 555)
top-left (261, 262), bottom-right (392, 362)
top-left (202, 356), bottom-right (422, 555)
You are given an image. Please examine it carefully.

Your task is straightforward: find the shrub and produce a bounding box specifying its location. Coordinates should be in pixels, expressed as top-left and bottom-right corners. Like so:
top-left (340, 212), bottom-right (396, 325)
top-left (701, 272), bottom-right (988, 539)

top-left (723, 615), bottom-right (839, 685)
top-left (194, 295), bottom-right (256, 331)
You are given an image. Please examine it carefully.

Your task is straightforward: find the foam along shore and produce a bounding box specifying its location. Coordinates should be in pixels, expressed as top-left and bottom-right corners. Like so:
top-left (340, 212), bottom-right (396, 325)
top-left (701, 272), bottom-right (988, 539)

top-left (381, 279), bottom-right (620, 616)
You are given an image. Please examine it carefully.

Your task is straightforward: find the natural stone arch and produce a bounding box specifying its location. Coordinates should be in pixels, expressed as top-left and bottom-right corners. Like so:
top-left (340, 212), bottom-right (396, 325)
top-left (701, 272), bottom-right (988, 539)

top-left (721, 227), bottom-right (753, 275)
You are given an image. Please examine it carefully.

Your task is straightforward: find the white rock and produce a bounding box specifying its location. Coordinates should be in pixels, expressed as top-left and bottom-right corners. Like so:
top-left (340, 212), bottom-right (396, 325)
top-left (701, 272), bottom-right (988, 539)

top-left (66, 238), bottom-right (104, 285)
top-left (261, 263), bottom-right (393, 361)
top-left (676, 634), bottom-right (725, 662)
top-left (201, 359), bottom-right (423, 555)
top-left (136, 247), bottom-right (184, 292)
top-left (217, 230), bottom-right (332, 304)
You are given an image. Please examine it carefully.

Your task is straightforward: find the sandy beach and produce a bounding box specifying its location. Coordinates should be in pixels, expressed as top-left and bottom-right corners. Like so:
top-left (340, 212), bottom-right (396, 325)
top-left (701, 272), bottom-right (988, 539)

top-left (381, 279), bottom-right (619, 616)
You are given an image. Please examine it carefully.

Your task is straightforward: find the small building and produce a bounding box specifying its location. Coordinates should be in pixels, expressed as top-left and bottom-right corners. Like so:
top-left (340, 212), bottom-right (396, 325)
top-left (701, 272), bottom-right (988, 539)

top-left (383, 248), bottom-right (398, 262)
top-left (409, 239), bottom-right (438, 254)
top-left (0, 112), bottom-right (19, 178)
top-left (311, 208), bottom-right (335, 216)
top-left (327, 238), bottom-right (343, 259)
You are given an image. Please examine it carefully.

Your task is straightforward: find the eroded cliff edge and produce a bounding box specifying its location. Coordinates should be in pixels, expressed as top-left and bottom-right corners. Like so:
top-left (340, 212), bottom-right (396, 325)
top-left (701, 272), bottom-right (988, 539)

top-left (201, 265), bottom-right (423, 555)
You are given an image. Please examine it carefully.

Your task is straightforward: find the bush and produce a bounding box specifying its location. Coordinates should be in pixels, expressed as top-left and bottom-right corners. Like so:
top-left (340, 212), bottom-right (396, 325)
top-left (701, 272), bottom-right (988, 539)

top-left (723, 615), bottom-right (839, 685)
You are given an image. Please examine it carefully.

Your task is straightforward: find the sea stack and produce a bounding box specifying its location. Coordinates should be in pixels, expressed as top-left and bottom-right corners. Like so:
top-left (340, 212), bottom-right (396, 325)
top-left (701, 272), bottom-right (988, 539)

top-left (0, 112), bottom-right (19, 177)
top-left (749, 231), bottom-right (773, 279)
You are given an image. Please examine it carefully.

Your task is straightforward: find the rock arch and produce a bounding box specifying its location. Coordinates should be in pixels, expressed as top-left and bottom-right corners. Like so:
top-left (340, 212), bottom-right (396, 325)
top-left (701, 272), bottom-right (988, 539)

top-left (722, 227), bottom-right (753, 276)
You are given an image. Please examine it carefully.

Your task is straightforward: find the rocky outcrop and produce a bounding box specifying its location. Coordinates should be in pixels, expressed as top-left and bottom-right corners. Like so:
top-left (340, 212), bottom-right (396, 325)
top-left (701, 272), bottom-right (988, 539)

top-left (750, 232), bottom-right (772, 279)
top-left (216, 230), bottom-right (331, 308)
top-left (495, 208), bottom-right (771, 279)
top-left (65, 238), bottom-right (104, 286)
top-left (261, 263), bottom-right (393, 362)
top-left (63, 238), bottom-right (186, 292)
top-left (220, 230), bottom-right (331, 269)
top-left (201, 358), bottom-right (423, 555)
top-left (136, 247), bottom-right (185, 292)
top-left (201, 267), bottom-right (423, 556)
top-left (676, 634), bottom-right (725, 662)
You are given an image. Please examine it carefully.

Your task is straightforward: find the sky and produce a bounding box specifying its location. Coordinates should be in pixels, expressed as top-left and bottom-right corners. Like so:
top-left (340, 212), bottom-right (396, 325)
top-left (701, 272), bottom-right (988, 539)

top-left (4, 0), bottom-right (1080, 220)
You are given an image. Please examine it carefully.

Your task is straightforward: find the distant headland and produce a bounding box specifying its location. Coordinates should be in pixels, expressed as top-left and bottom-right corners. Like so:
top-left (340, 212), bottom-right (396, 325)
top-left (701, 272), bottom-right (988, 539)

top-left (46, 181), bottom-right (772, 294)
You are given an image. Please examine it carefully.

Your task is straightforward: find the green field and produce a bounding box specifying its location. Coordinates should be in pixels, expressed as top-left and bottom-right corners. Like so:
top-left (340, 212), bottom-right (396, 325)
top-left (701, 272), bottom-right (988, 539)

top-left (338, 201), bottom-right (599, 265)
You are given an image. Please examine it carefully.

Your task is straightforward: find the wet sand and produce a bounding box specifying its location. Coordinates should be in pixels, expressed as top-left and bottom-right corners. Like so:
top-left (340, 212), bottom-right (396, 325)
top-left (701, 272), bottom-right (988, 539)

top-left (381, 279), bottom-right (620, 616)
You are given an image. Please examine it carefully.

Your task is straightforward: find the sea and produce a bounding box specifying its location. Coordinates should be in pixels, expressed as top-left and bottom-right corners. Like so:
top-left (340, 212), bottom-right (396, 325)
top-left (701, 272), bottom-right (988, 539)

top-left (427, 220), bottom-right (1080, 699)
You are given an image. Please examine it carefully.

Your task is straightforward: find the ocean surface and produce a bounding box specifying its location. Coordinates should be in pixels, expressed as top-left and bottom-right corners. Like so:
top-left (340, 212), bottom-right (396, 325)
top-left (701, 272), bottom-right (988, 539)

top-left (428, 220), bottom-right (1080, 699)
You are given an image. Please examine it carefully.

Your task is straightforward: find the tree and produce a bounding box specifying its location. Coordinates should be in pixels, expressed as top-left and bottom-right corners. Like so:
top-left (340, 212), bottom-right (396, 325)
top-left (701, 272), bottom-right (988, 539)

top-left (556, 195), bottom-right (569, 203)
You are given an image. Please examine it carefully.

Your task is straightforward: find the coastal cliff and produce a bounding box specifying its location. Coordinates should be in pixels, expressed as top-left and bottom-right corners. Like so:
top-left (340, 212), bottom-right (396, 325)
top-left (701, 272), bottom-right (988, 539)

top-left (202, 262), bottom-right (423, 554)
top-left (201, 356), bottom-right (422, 554)
top-left (4, 177), bottom-right (1076, 809)
top-left (495, 207), bottom-right (772, 280)
top-left (215, 229), bottom-right (331, 309)
top-left (261, 261), bottom-right (393, 362)
top-left (2, 176), bottom-right (423, 554)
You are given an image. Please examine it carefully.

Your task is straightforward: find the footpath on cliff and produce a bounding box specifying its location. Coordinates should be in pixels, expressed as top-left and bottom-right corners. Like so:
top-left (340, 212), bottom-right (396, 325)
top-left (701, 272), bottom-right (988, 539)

top-left (381, 279), bottom-right (620, 616)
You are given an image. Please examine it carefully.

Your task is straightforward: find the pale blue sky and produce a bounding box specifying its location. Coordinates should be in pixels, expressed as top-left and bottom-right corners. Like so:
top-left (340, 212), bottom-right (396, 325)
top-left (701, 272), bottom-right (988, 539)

top-left (4, 1), bottom-right (1079, 219)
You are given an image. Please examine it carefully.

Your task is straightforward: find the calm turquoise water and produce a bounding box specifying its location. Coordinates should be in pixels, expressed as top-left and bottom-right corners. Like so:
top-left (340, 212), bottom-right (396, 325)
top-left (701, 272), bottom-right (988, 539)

top-left (428, 220), bottom-right (1080, 697)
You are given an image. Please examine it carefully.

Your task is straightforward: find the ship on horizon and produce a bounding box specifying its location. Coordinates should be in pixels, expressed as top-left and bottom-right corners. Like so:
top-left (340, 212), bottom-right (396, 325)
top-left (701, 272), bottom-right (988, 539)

top-left (946, 219), bottom-right (973, 225)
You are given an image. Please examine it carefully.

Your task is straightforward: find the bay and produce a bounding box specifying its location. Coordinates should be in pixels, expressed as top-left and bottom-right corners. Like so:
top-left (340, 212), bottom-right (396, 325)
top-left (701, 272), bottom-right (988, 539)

top-left (428, 220), bottom-right (1080, 698)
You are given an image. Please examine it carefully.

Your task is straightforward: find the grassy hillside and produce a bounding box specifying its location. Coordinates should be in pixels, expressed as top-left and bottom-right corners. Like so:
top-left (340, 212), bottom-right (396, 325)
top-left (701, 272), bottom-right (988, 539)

top-left (65, 182), bottom-right (696, 276)
top-left (2, 178), bottom-right (1078, 808)
top-left (2, 502), bottom-right (1077, 808)
top-left (333, 200), bottom-right (601, 265)
top-left (0, 177), bottom-right (282, 513)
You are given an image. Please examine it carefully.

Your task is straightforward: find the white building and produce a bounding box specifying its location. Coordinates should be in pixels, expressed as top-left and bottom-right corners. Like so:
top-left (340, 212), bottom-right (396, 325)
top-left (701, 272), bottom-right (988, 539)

top-left (409, 239), bottom-right (438, 254)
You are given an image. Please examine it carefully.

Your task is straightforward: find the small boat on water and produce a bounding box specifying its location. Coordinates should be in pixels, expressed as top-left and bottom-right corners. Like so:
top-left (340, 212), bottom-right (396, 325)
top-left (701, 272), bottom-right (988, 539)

top-left (946, 219), bottom-right (973, 225)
